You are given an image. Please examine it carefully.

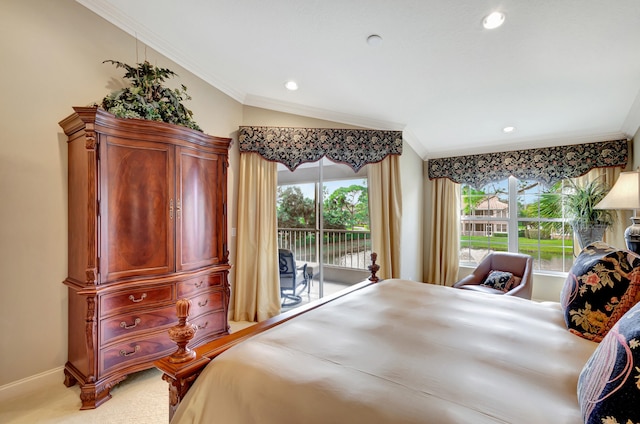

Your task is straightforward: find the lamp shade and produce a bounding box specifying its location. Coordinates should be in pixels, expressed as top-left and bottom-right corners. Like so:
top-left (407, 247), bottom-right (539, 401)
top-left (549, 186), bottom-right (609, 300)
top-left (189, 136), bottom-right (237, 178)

top-left (594, 170), bottom-right (640, 210)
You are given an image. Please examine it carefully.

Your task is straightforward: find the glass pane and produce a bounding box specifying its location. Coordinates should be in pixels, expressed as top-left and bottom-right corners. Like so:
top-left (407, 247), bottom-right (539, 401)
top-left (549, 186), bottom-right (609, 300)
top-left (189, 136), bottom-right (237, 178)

top-left (460, 179), bottom-right (509, 264)
top-left (516, 179), bottom-right (574, 272)
top-left (517, 180), bottom-right (563, 219)
top-left (321, 161), bottom-right (370, 271)
top-left (277, 163), bottom-right (318, 265)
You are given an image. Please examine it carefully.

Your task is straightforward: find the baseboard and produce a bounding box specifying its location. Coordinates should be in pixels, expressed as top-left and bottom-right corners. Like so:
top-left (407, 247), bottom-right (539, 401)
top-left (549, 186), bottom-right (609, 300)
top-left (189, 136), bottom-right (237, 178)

top-left (0, 366), bottom-right (65, 403)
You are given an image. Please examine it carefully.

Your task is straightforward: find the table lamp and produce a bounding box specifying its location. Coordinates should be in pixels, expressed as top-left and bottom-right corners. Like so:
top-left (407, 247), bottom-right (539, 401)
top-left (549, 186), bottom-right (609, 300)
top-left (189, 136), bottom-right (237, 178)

top-left (594, 170), bottom-right (640, 254)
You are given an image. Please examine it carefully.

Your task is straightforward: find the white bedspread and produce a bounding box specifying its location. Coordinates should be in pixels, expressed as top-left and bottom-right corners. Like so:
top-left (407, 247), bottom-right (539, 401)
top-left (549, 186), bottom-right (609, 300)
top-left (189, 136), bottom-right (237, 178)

top-left (172, 279), bottom-right (597, 424)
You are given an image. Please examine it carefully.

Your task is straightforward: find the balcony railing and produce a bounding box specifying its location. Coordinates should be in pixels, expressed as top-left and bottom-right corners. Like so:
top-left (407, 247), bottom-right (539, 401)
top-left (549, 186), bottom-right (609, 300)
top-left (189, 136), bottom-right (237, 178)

top-left (277, 228), bottom-right (372, 270)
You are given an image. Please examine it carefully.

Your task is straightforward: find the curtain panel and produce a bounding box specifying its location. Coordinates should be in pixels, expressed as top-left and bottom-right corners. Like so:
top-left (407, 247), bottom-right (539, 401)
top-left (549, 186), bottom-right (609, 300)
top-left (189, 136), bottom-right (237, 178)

top-left (427, 139), bottom-right (629, 189)
top-left (233, 152), bottom-right (281, 322)
top-left (368, 155), bottom-right (402, 279)
top-left (424, 177), bottom-right (460, 286)
top-left (238, 126), bottom-right (403, 172)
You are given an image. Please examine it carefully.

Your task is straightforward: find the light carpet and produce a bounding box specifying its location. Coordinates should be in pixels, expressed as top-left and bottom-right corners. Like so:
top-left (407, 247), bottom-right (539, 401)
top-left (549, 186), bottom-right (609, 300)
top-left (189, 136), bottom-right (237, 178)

top-left (0, 320), bottom-right (256, 424)
top-left (0, 368), bottom-right (167, 424)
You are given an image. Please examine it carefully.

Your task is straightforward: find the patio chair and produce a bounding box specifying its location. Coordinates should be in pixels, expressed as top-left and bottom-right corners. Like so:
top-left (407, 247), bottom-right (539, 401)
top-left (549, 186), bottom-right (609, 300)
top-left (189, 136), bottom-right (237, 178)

top-left (278, 249), bottom-right (312, 307)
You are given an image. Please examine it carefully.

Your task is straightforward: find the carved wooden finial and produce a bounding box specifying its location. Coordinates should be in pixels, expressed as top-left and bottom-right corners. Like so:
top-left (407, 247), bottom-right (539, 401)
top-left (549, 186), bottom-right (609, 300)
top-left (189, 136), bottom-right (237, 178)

top-left (368, 252), bottom-right (380, 282)
top-left (167, 299), bottom-right (198, 364)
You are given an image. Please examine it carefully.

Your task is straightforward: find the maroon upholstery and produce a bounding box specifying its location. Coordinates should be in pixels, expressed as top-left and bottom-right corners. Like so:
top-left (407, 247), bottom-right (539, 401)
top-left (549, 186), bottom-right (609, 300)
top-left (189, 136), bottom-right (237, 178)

top-left (453, 252), bottom-right (533, 299)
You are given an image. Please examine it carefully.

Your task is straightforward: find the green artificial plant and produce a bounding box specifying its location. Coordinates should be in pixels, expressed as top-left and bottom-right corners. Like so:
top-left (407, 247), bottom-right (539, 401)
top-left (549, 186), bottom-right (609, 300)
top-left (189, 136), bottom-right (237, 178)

top-left (101, 60), bottom-right (202, 131)
top-left (564, 178), bottom-right (614, 230)
top-left (564, 177), bottom-right (615, 249)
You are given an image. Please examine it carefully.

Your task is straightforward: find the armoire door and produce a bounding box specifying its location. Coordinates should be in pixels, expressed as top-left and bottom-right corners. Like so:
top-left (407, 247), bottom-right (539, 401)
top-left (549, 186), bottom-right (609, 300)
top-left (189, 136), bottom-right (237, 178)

top-left (175, 147), bottom-right (225, 271)
top-left (101, 137), bottom-right (176, 282)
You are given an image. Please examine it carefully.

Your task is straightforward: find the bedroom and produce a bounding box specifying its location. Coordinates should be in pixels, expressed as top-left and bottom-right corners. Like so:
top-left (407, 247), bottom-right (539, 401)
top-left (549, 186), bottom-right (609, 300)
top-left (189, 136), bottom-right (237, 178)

top-left (1, 0), bottom-right (639, 420)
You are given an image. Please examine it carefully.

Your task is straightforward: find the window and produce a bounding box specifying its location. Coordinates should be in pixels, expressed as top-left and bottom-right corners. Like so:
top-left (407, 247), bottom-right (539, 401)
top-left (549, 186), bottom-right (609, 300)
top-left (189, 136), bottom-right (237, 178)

top-left (460, 176), bottom-right (574, 273)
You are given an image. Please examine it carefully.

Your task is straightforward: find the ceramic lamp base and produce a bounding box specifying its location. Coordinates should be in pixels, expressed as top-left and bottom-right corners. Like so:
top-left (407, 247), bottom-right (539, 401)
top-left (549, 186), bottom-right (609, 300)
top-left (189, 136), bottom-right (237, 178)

top-left (625, 217), bottom-right (640, 255)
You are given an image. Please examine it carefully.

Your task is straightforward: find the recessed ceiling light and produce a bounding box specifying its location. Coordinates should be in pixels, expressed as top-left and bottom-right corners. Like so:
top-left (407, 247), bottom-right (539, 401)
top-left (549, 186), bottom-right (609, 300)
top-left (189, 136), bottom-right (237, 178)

top-left (483, 12), bottom-right (505, 29)
top-left (503, 126), bottom-right (516, 133)
top-left (285, 80), bottom-right (298, 91)
top-left (366, 34), bottom-right (383, 46)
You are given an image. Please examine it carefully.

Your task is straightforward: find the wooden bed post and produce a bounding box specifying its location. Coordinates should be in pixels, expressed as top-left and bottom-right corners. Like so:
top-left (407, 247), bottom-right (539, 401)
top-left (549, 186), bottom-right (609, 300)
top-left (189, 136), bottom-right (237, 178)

top-left (167, 299), bottom-right (197, 364)
top-left (154, 299), bottom-right (204, 420)
top-left (368, 252), bottom-right (380, 282)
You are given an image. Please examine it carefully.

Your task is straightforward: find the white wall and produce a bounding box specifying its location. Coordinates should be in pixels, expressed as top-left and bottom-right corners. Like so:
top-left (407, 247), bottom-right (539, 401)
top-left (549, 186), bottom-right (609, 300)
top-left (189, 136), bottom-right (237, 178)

top-left (634, 129), bottom-right (640, 169)
top-left (398, 144), bottom-right (424, 281)
top-left (243, 106), bottom-right (365, 129)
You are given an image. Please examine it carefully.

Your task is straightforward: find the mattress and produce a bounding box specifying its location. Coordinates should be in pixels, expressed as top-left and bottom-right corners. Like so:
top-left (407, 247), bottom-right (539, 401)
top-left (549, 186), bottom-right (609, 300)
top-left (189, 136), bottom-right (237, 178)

top-left (172, 279), bottom-right (598, 424)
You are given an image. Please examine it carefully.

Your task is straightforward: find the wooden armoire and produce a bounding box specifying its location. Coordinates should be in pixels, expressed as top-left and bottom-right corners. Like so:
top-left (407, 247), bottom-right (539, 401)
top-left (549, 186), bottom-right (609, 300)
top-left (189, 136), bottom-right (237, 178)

top-left (59, 107), bottom-right (231, 409)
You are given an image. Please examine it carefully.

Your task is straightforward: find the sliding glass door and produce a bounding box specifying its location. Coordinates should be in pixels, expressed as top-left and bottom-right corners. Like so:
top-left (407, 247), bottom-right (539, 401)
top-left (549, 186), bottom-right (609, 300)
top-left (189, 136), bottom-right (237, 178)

top-left (277, 158), bottom-right (370, 303)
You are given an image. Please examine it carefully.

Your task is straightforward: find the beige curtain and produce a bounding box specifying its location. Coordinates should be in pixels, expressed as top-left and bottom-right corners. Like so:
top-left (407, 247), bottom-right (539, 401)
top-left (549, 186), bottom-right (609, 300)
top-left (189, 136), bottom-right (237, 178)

top-left (576, 167), bottom-right (631, 250)
top-left (424, 177), bottom-right (460, 286)
top-left (368, 155), bottom-right (402, 279)
top-left (233, 152), bottom-right (281, 322)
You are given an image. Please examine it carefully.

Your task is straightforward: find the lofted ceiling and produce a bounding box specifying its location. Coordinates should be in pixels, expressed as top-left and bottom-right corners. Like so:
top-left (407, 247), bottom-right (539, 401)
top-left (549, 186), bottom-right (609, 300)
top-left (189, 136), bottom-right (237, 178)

top-left (78, 0), bottom-right (640, 159)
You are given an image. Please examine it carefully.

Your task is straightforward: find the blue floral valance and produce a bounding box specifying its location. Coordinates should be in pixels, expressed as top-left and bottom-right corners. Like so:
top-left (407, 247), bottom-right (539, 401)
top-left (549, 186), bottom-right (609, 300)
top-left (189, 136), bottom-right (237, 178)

top-left (238, 126), bottom-right (403, 172)
top-left (427, 139), bottom-right (629, 189)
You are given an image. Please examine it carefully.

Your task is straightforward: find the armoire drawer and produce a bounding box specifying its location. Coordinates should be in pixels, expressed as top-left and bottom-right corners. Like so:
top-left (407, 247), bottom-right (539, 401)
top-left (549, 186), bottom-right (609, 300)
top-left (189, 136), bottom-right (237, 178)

top-left (100, 305), bottom-right (177, 345)
top-left (191, 309), bottom-right (228, 345)
top-left (177, 272), bottom-right (223, 298)
top-left (99, 331), bottom-right (175, 376)
top-left (188, 290), bottom-right (224, 317)
top-left (100, 285), bottom-right (173, 317)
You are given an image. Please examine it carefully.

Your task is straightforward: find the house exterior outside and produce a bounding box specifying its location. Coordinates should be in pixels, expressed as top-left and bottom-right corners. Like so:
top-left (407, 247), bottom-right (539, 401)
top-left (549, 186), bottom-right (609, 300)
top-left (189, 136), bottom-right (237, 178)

top-left (461, 195), bottom-right (509, 237)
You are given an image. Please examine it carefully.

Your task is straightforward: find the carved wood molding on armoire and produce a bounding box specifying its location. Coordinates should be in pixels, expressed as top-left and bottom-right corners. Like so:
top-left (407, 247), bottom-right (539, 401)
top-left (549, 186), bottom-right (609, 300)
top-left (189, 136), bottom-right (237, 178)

top-left (59, 106), bottom-right (231, 409)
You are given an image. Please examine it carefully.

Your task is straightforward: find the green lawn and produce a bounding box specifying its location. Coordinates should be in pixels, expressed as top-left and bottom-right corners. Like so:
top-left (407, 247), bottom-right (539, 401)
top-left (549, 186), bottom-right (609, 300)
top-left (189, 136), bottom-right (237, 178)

top-left (461, 235), bottom-right (573, 259)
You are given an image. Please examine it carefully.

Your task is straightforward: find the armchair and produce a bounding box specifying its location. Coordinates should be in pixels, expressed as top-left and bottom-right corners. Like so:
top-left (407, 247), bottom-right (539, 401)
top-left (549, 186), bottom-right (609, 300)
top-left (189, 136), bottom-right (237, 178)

top-left (453, 252), bottom-right (533, 299)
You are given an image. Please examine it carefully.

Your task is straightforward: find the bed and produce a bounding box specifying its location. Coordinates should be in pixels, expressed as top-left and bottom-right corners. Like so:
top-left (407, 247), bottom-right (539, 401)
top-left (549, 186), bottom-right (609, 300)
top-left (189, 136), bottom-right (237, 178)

top-left (156, 248), bottom-right (640, 424)
top-left (158, 281), bottom-right (596, 422)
